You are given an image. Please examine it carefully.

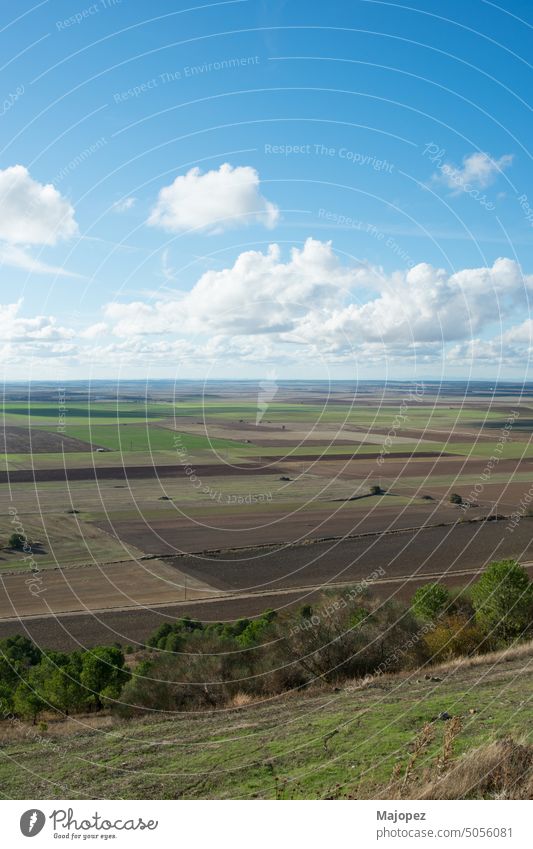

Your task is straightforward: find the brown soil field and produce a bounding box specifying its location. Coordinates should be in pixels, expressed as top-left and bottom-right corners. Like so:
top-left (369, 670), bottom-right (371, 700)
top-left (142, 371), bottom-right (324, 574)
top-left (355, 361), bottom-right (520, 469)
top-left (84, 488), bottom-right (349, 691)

top-left (354, 425), bottom-right (506, 443)
top-left (92, 501), bottom-right (466, 554)
top-left (0, 426), bottom-right (98, 453)
top-left (2, 555), bottom-right (533, 652)
top-left (2, 518), bottom-right (533, 650)
top-left (303, 455), bottom-right (532, 480)
top-left (252, 451), bottom-right (454, 463)
top-left (0, 462), bottom-right (279, 484)
top-left (158, 516), bottom-right (533, 594)
top-left (0, 557), bottom-right (215, 620)
top-left (0, 591), bottom-right (312, 651)
top-left (423, 480), bottom-right (533, 511)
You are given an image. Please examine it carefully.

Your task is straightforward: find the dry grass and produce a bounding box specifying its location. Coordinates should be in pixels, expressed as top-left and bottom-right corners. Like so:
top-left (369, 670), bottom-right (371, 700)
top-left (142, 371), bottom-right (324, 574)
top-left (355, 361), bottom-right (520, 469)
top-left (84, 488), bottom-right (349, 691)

top-left (342, 639), bottom-right (533, 696)
top-left (0, 712), bottom-right (113, 744)
top-left (417, 738), bottom-right (533, 800)
top-left (427, 638), bottom-right (533, 675)
top-left (228, 692), bottom-right (257, 708)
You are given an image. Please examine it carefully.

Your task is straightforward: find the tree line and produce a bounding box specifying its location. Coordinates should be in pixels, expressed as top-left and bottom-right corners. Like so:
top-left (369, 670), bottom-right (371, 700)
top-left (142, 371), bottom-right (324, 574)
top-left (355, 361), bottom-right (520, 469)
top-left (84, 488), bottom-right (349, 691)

top-left (0, 559), bottom-right (531, 723)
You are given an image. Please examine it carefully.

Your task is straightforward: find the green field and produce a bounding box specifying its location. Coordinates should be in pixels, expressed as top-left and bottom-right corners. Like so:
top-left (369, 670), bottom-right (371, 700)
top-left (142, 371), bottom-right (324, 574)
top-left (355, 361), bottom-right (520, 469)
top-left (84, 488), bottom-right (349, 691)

top-left (1, 399), bottom-right (529, 465)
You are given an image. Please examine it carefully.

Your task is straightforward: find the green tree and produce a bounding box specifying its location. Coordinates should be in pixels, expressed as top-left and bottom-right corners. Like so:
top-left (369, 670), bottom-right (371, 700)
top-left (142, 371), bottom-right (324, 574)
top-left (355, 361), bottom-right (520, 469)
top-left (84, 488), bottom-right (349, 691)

top-left (41, 652), bottom-right (88, 715)
top-left (411, 583), bottom-right (451, 621)
top-left (0, 635), bottom-right (41, 688)
top-left (80, 647), bottom-right (129, 710)
top-left (13, 666), bottom-right (47, 724)
top-left (0, 682), bottom-right (14, 715)
top-left (449, 493), bottom-right (463, 505)
top-left (8, 532), bottom-right (26, 549)
top-left (472, 560), bottom-right (533, 641)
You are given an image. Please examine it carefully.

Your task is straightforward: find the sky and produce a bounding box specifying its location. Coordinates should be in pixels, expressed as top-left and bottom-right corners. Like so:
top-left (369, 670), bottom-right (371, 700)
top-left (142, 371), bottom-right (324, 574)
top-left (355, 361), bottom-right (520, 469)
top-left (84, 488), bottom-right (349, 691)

top-left (1, 0), bottom-right (533, 381)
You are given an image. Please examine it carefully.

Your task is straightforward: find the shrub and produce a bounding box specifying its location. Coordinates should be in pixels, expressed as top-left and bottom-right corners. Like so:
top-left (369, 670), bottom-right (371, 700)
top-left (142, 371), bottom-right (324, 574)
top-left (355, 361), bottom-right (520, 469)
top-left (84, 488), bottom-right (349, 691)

top-left (411, 583), bottom-right (451, 621)
top-left (8, 532), bottom-right (26, 550)
top-left (146, 617), bottom-right (204, 650)
top-left (449, 493), bottom-right (463, 505)
top-left (424, 614), bottom-right (485, 662)
top-left (116, 636), bottom-right (260, 716)
top-left (447, 586), bottom-right (475, 619)
top-left (370, 485), bottom-right (383, 496)
top-left (471, 560), bottom-right (533, 642)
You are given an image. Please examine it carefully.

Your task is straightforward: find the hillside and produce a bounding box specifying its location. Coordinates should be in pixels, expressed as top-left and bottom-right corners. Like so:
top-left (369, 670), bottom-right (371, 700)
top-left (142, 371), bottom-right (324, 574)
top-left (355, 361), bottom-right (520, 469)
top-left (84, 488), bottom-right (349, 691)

top-left (1, 642), bottom-right (531, 800)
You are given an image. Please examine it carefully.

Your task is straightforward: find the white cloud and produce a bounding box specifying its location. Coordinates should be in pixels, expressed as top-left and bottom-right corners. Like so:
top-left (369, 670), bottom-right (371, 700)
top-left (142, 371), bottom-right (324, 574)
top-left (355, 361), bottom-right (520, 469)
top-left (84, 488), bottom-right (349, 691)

top-left (436, 152), bottom-right (513, 194)
top-left (160, 248), bottom-right (176, 281)
top-left (147, 163), bottom-right (279, 234)
top-left (102, 242), bottom-right (533, 377)
top-left (0, 301), bottom-right (74, 342)
top-left (0, 165), bottom-right (78, 244)
top-left (298, 256), bottom-right (529, 348)
top-left (105, 238), bottom-right (361, 337)
top-left (80, 322), bottom-right (108, 339)
top-left (0, 244), bottom-right (81, 278)
top-left (112, 197), bottom-right (136, 213)
top-left (104, 241), bottom-right (531, 351)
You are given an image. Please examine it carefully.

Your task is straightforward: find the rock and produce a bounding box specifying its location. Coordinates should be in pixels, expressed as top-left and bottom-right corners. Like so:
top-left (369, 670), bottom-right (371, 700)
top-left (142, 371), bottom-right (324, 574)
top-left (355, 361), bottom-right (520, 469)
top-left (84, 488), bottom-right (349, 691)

top-left (438, 711), bottom-right (452, 721)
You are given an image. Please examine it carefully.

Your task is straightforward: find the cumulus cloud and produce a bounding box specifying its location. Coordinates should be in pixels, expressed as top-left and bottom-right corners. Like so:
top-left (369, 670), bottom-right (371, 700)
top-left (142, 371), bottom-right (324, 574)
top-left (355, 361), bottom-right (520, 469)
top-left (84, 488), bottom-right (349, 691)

top-left (436, 152), bottom-right (513, 194)
top-left (0, 165), bottom-right (77, 244)
top-left (147, 163), bottom-right (279, 234)
top-left (105, 238), bottom-right (362, 337)
top-left (292, 256), bottom-right (531, 353)
top-left (0, 301), bottom-right (74, 342)
top-left (79, 322), bottom-right (108, 339)
top-left (104, 240), bottom-right (531, 353)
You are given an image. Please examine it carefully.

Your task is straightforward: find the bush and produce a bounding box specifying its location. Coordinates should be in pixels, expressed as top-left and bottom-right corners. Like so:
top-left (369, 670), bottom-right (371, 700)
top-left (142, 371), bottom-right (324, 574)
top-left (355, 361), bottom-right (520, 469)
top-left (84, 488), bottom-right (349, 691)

top-left (447, 586), bottom-right (475, 619)
top-left (411, 583), bottom-right (451, 621)
top-left (370, 485), bottom-right (384, 496)
top-left (117, 636), bottom-right (260, 716)
top-left (449, 493), bottom-right (463, 505)
top-left (471, 560), bottom-right (533, 642)
top-left (8, 532), bottom-right (26, 550)
top-left (424, 614), bottom-right (485, 662)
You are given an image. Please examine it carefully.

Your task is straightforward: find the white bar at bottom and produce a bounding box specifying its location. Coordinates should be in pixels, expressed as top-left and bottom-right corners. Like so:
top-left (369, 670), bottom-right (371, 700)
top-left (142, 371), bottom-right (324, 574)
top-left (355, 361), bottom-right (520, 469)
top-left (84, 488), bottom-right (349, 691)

top-left (3, 799), bottom-right (530, 847)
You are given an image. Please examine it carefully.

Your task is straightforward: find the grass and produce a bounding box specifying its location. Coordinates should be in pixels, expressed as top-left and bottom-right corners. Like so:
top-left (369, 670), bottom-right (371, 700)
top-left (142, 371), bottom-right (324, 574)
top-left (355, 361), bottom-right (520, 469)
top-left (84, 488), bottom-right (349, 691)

top-left (0, 514), bottom-right (138, 571)
top-left (54, 425), bottom-right (240, 454)
top-left (0, 642), bottom-right (531, 799)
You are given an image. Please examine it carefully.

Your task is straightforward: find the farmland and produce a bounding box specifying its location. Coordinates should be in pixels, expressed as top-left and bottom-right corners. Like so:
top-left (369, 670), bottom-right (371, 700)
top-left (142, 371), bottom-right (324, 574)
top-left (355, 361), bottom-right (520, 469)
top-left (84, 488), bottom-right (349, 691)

top-left (0, 380), bottom-right (532, 647)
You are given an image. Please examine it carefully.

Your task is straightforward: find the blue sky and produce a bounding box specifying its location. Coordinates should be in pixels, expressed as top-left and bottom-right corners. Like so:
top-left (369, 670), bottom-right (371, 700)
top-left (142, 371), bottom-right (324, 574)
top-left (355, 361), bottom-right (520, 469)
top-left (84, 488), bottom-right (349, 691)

top-left (1, 0), bottom-right (532, 380)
